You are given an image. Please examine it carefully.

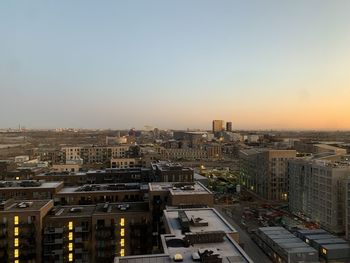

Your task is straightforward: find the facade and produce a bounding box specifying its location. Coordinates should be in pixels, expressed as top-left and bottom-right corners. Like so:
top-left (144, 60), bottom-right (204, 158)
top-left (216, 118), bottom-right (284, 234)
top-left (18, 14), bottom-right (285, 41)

top-left (289, 155), bottom-right (350, 234)
top-left (0, 181), bottom-right (64, 201)
top-left (252, 227), bottom-right (318, 263)
top-left (151, 161), bottom-right (194, 182)
top-left (62, 146), bottom-right (130, 164)
top-left (110, 158), bottom-right (142, 169)
top-left (226, 121), bottom-right (232, 132)
top-left (43, 202), bottom-right (151, 263)
top-left (212, 120), bottom-right (224, 133)
top-left (240, 149), bottom-right (296, 201)
top-left (0, 199), bottom-right (54, 263)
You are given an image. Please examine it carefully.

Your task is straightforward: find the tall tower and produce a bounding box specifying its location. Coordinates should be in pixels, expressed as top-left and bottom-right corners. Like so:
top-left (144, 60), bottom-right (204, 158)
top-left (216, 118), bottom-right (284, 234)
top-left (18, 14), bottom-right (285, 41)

top-left (226, 122), bottom-right (232, 132)
top-left (212, 120), bottom-right (224, 133)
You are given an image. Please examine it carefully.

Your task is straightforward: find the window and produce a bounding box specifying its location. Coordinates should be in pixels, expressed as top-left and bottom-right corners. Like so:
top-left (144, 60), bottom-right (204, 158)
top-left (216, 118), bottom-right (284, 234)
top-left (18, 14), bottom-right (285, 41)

top-left (14, 249), bottom-right (19, 258)
top-left (68, 221), bottom-right (73, 230)
top-left (120, 238), bottom-right (124, 247)
top-left (14, 216), bottom-right (19, 225)
top-left (120, 228), bottom-right (125, 237)
top-left (69, 242), bottom-right (73, 251)
top-left (14, 227), bottom-right (19, 236)
top-left (120, 218), bottom-right (125, 227)
top-left (14, 238), bottom-right (19, 247)
top-left (69, 253), bottom-right (73, 262)
top-left (68, 232), bottom-right (73, 241)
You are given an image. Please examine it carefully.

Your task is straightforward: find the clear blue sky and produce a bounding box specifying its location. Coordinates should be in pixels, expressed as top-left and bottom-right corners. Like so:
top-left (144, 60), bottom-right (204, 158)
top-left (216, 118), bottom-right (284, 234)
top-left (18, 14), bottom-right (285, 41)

top-left (1, 0), bottom-right (350, 130)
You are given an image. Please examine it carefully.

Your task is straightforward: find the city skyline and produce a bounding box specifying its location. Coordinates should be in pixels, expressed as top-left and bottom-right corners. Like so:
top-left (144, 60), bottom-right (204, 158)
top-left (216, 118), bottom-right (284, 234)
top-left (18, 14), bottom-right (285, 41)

top-left (1, 0), bottom-right (350, 130)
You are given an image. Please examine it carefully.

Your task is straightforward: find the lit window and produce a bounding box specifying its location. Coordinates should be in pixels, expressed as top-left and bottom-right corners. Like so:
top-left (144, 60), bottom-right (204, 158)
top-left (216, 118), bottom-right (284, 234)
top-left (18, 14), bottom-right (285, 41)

top-left (14, 249), bottom-right (19, 258)
top-left (15, 260), bottom-right (19, 263)
top-left (322, 248), bottom-right (327, 255)
top-left (14, 216), bottom-right (19, 225)
top-left (120, 238), bottom-right (124, 247)
top-left (68, 221), bottom-right (73, 230)
top-left (69, 242), bottom-right (73, 251)
top-left (120, 228), bottom-right (124, 237)
top-left (14, 238), bottom-right (19, 247)
top-left (120, 248), bottom-right (125, 257)
top-left (69, 253), bottom-right (73, 262)
top-left (68, 232), bottom-right (73, 241)
top-left (14, 227), bottom-right (19, 236)
top-left (120, 218), bottom-right (125, 227)
top-left (305, 238), bottom-right (309, 244)
top-left (15, 177), bottom-right (20, 180)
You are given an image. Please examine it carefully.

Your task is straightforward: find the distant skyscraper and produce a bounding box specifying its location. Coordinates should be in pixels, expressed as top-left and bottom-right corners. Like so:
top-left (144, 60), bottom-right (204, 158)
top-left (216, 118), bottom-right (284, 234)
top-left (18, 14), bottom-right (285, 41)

top-left (212, 120), bottom-right (224, 133)
top-left (226, 122), bottom-right (232, 131)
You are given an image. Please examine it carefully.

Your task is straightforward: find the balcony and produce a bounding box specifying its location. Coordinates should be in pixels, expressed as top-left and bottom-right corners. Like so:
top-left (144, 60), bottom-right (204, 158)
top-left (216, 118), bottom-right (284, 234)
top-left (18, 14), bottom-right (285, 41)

top-left (44, 227), bottom-right (64, 234)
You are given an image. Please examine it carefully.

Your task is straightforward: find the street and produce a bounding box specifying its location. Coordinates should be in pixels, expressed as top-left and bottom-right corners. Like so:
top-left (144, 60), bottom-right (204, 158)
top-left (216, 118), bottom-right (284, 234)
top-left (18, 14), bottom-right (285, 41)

top-left (215, 205), bottom-right (272, 263)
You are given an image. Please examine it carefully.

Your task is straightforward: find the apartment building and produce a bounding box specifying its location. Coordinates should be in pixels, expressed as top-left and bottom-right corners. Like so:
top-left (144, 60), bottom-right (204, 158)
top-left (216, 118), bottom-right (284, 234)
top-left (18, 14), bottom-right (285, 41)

top-left (116, 207), bottom-right (253, 263)
top-left (239, 149), bottom-right (296, 201)
top-left (0, 199), bottom-right (54, 263)
top-left (151, 161), bottom-right (194, 182)
top-left (43, 202), bottom-right (151, 263)
top-left (110, 158), bottom-right (142, 169)
top-left (35, 168), bottom-right (152, 186)
top-left (0, 181), bottom-right (64, 201)
top-left (62, 146), bottom-right (130, 164)
top-left (289, 154), bottom-right (350, 234)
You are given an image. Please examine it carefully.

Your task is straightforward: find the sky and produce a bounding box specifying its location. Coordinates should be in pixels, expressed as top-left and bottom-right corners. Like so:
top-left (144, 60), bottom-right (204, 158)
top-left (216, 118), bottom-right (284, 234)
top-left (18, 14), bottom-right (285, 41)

top-left (1, 0), bottom-right (350, 130)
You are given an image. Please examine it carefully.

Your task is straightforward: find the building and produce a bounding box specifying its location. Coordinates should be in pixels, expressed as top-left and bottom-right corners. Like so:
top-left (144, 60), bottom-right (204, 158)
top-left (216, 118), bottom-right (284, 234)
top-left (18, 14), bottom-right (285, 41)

top-left (289, 154), bottom-right (350, 234)
top-left (252, 227), bottom-right (318, 263)
top-left (54, 183), bottom-right (146, 206)
top-left (226, 121), bottom-right (232, 132)
top-left (62, 146), bottom-right (130, 164)
top-left (115, 207), bottom-right (253, 263)
top-left (110, 158), bottom-right (142, 169)
top-left (151, 161), bottom-right (194, 182)
top-left (239, 149), bottom-right (296, 201)
top-left (295, 229), bottom-right (350, 262)
top-left (35, 168), bottom-right (152, 186)
top-left (212, 120), bottom-right (224, 133)
top-left (43, 202), bottom-right (152, 263)
top-left (0, 199), bottom-right (54, 263)
top-left (0, 180), bottom-right (64, 201)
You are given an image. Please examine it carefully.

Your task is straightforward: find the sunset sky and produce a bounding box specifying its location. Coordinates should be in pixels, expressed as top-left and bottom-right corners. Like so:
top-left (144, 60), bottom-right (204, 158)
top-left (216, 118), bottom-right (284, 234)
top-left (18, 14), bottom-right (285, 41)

top-left (1, 0), bottom-right (350, 130)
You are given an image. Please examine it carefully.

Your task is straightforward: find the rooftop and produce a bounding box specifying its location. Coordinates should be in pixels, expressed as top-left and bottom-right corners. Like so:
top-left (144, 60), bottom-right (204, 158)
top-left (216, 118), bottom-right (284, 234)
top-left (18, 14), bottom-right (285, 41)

top-left (57, 183), bottom-right (143, 194)
top-left (151, 161), bottom-right (193, 172)
top-left (163, 208), bottom-right (237, 236)
top-left (0, 180), bottom-right (63, 189)
top-left (0, 199), bottom-right (53, 212)
top-left (46, 202), bottom-right (149, 218)
top-left (149, 182), bottom-right (211, 195)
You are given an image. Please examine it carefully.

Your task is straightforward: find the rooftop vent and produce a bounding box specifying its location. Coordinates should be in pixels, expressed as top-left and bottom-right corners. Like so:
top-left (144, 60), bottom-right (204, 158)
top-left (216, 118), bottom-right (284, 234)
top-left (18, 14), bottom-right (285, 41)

top-left (190, 216), bottom-right (209, 227)
top-left (17, 201), bottom-right (33, 208)
top-left (69, 207), bottom-right (83, 213)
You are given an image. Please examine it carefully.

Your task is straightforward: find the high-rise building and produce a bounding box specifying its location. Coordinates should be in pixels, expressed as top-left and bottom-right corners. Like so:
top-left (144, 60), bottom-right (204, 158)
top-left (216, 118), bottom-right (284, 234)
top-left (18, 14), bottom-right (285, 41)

top-left (239, 149), bottom-right (296, 201)
top-left (226, 121), bottom-right (232, 131)
top-left (212, 120), bottom-right (224, 133)
top-left (289, 154), bottom-right (350, 234)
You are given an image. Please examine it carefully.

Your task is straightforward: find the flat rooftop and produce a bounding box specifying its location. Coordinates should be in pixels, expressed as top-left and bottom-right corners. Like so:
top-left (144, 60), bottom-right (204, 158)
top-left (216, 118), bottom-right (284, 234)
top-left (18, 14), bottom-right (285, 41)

top-left (164, 208), bottom-right (237, 236)
top-left (163, 235), bottom-right (251, 263)
top-left (47, 202), bottom-right (150, 218)
top-left (151, 161), bottom-right (193, 172)
top-left (149, 182), bottom-right (211, 195)
top-left (0, 180), bottom-right (63, 189)
top-left (38, 167), bottom-right (151, 177)
top-left (57, 183), bottom-right (143, 194)
top-left (1, 199), bottom-right (53, 212)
